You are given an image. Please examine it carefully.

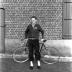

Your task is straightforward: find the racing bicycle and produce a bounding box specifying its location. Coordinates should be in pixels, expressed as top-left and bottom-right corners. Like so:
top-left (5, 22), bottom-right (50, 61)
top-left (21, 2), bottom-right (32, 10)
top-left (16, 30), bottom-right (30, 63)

top-left (13, 38), bottom-right (61, 64)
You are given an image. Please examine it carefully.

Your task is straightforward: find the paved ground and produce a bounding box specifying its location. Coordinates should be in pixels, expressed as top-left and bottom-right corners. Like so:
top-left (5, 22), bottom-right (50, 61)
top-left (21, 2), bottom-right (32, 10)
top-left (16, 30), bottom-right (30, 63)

top-left (3, 40), bottom-right (72, 72)
top-left (0, 58), bottom-right (72, 72)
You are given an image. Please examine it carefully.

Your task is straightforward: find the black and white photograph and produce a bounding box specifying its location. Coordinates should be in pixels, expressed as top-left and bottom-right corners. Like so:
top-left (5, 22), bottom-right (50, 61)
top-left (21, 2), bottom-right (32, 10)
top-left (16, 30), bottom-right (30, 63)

top-left (0, 0), bottom-right (72, 72)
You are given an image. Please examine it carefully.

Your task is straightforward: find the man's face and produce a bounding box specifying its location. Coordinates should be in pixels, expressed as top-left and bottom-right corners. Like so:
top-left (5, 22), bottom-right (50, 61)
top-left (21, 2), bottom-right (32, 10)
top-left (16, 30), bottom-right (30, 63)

top-left (31, 18), bottom-right (37, 24)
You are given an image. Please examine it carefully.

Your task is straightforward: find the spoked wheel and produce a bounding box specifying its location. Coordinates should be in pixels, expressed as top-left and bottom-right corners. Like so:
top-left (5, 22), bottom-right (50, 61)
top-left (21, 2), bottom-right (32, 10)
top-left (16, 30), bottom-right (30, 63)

top-left (41, 46), bottom-right (61, 64)
top-left (13, 47), bottom-right (29, 63)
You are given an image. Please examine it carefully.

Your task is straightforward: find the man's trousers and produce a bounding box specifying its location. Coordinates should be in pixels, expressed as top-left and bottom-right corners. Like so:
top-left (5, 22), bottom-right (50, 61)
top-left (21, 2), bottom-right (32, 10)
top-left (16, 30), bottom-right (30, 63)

top-left (27, 39), bottom-right (41, 61)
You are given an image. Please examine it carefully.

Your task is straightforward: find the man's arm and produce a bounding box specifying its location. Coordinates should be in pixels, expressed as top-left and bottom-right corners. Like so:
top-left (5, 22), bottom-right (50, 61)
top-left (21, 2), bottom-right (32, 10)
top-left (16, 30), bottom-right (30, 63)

top-left (25, 25), bottom-right (29, 39)
top-left (38, 25), bottom-right (44, 38)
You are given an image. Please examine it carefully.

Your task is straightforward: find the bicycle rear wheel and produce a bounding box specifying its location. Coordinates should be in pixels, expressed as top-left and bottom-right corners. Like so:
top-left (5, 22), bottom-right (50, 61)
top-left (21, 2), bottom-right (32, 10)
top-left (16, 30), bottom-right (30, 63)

top-left (13, 47), bottom-right (29, 63)
top-left (41, 46), bottom-right (61, 64)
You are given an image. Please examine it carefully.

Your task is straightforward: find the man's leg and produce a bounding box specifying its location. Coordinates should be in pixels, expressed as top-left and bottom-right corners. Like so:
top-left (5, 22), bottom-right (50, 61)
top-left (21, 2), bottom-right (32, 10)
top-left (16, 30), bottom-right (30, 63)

top-left (28, 40), bottom-right (34, 69)
top-left (34, 39), bottom-right (41, 69)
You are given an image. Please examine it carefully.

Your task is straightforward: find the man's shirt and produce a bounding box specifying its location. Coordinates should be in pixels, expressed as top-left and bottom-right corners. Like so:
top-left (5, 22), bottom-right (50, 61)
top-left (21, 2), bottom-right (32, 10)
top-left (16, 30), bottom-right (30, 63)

top-left (25, 24), bottom-right (44, 39)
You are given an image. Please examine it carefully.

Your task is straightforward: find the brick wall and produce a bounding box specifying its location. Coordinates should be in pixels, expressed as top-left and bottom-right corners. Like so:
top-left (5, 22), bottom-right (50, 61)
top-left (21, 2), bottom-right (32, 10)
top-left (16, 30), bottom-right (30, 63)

top-left (3, 0), bottom-right (63, 40)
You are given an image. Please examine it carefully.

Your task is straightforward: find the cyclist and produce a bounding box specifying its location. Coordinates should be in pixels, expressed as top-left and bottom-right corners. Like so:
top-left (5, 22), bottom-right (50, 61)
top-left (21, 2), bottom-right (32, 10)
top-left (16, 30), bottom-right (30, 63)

top-left (25, 16), bottom-right (44, 70)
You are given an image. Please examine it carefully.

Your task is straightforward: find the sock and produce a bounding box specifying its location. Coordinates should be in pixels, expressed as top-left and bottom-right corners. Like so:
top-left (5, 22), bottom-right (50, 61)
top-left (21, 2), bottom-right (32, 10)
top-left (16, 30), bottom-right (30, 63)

top-left (37, 60), bottom-right (41, 66)
top-left (30, 61), bottom-right (33, 67)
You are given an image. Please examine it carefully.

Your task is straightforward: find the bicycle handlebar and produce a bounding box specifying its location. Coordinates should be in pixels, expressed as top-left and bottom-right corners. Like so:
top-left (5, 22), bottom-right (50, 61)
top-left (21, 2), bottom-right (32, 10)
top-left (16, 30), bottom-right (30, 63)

top-left (26, 38), bottom-right (46, 42)
top-left (20, 38), bottom-right (47, 47)
top-left (21, 38), bottom-right (47, 43)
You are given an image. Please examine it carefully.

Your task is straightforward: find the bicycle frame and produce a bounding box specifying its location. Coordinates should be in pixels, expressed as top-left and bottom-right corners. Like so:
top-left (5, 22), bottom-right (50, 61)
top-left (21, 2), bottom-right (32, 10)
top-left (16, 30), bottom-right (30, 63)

top-left (39, 42), bottom-right (46, 52)
top-left (13, 39), bottom-right (59, 64)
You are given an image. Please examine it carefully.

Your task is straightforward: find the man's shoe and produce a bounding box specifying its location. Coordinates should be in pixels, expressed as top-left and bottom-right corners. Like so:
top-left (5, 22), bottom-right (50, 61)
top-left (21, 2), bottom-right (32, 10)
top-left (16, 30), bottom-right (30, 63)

top-left (37, 60), bottom-right (41, 69)
top-left (37, 66), bottom-right (41, 69)
top-left (29, 61), bottom-right (34, 70)
top-left (29, 66), bottom-right (33, 70)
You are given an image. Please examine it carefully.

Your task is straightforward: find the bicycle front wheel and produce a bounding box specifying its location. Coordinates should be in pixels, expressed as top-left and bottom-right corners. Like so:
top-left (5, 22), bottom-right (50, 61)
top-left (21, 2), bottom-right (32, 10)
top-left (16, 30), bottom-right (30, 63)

top-left (13, 47), bottom-right (29, 63)
top-left (41, 46), bottom-right (61, 64)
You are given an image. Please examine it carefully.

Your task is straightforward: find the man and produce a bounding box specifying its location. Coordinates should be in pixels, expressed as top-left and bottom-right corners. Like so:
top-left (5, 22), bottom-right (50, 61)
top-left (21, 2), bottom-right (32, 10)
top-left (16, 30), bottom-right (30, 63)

top-left (25, 16), bottom-right (44, 70)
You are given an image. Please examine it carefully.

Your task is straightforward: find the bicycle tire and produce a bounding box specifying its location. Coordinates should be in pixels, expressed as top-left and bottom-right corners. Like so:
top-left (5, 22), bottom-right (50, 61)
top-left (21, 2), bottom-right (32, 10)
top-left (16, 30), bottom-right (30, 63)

top-left (41, 45), bottom-right (61, 64)
top-left (13, 47), bottom-right (29, 63)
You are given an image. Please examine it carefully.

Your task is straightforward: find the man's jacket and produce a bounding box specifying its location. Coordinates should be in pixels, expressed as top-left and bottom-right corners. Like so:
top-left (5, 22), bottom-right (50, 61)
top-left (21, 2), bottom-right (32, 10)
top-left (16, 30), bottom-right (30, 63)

top-left (25, 24), bottom-right (44, 39)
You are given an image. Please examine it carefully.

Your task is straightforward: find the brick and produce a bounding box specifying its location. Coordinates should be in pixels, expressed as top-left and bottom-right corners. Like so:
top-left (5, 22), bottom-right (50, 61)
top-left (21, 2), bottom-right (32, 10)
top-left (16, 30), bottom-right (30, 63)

top-left (3, 0), bottom-right (63, 40)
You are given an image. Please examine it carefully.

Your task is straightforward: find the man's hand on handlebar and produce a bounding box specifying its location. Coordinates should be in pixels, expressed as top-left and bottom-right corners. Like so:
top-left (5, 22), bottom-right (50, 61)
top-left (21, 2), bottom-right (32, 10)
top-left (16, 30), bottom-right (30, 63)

top-left (41, 39), bottom-right (47, 43)
top-left (41, 39), bottom-right (44, 42)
